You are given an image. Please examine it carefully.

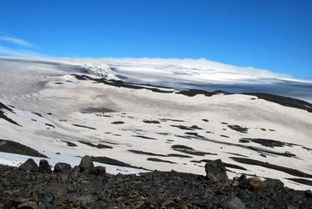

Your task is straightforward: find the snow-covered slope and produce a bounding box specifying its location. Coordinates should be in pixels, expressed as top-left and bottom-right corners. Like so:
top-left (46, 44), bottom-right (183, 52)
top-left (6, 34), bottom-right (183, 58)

top-left (2, 57), bottom-right (312, 102)
top-left (0, 57), bottom-right (311, 190)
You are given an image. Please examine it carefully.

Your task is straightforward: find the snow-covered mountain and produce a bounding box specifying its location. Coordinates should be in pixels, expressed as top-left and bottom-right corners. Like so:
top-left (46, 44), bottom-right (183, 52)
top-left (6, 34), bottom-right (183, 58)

top-left (0, 57), bottom-right (311, 190)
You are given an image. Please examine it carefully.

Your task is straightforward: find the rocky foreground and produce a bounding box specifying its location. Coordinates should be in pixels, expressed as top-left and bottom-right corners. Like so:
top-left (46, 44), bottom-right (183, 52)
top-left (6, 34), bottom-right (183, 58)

top-left (0, 157), bottom-right (311, 209)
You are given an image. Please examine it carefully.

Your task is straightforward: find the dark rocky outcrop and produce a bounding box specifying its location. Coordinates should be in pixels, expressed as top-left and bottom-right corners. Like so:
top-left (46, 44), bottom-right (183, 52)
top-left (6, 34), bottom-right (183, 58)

top-left (231, 157), bottom-right (312, 178)
top-left (171, 144), bottom-right (217, 156)
top-left (54, 162), bottom-right (72, 173)
top-left (79, 155), bottom-right (94, 172)
top-left (19, 159), bottom-right (38, 172)
top-left (147, 158), bottom-right (177, 164)
top-left (0, 102), bottom-right (21, 126)
top-left (78, 140), bottom-right (113, 149)
top-left (38, 159), bottom-right (52, 173)
top-left (243, 93), bottom-right (312, 113)
top-left (0, 158), bottom-right (311, 209)
top-left (0, 139), bottom-right (47, 158)
top-left (205, 159), bottom-right (228, 182)
top-left (227, 125), bottom-right (248, 133)
top-left (143, 120), bottom-right (160, 124)
top-left (264, 178), bottom-right (284, 188)
top-left (89, 166), bottom-right (106, 176)
top-left (72, 123), bottom-right (96, 130)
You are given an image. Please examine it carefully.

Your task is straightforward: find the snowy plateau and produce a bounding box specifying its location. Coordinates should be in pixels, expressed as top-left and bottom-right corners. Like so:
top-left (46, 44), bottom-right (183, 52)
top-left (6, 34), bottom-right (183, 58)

top-left (0, 57), bottom-right (311, 191)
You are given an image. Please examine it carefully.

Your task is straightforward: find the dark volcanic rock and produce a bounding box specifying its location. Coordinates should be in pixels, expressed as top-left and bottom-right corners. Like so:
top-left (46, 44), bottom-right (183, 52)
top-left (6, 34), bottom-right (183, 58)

top-left (243, 93), bottom-right (312, 113)
top-left (19, 159), bottom-right (38, 172)
top-left (128, 149), bottom-right (166, 157)
top-left (287, 178), bottom-right (312, 186)
top-left (72, 74), bottom-right (174, 94)
top-left (78, 140), bottom-right (113, 149)
top-left (0, 102), bottom-right (21, 126)
top-left (205, 159), bottom-right (228, 182)
top-left (0, 160), bottom-right (312, 209)
top-left (91, 156), bottom-right (148, 170)
top-left (111, 121), bottom-right (125, 124)
top-left (143, 120), bottom-right (160, 124)
top-left (171, 144), bottom-right (216, 156)
top-left (264, 178), bottom-right (284, 189)
top-left (176, 89), bottom-right (226, 97)
top-left (0, 139), bottom-right (47, 158)
top-left (231, 157), bottom-right (312, 178)
top-left (44, 123), bottom-right (55, 128)
top-left (133, 135), bottom-right (157, 140)
top-left (38, 159), bottom-right (52, 173)
top-left (89, 166), bottom-right (106, 176)
top-left (147, 158), bottom-right (177, 164)
top-left (54, 162), bottom-right (72, 173)
top-left (227, 125), bottom-right (248, 133)
top-left (62, 140), bottom-right (77, 147)
top-left (170, 124), bottom-right (202, 131)
top-left (248, 138), bottom-right (293, 148)
top-left (239, 139), bottom-right (250, 143)
top-left (72, 123), bottom-right (96, 130)
top-left (79, 155), bottom-right (94, 171)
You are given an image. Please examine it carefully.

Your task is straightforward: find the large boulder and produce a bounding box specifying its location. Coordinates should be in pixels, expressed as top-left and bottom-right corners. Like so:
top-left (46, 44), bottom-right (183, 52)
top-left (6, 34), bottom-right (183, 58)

top-left (264, 178), bottom-right (284, 189)
top-left (79, 155), bottom-right (94, 172)
top-left (240, 177), bottom-right (266, 191)
top-left (19, 159), bottom-right (38, 172)
top-left (71, 166), bottom-right (81, 177)
top-left (204, 159), bottom-right (228, 182)
top-left (54, 162), bottom-right (72, 173)
top-left (89, 166), bottom-right (106, 176)
top-left (38, 159), bottom-right (52, 173)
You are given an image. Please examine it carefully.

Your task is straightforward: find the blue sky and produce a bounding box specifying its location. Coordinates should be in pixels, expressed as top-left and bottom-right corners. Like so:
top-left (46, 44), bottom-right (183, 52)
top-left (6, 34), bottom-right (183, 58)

top-left (0, 0), bottom-right (311, 78)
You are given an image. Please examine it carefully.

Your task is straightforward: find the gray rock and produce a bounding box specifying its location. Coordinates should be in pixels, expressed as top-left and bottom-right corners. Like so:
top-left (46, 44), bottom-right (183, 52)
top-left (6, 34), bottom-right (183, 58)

top-left (264, 178), bottom-right (284, 188)
top-left (38, 159), bottom-right (52, 173)
top-left (89, 166), bottom-right (106, 176)
top-left (71, 166), bottom-right (81, 174)
top-left (76, 194), bottom-right (97, 205)
top-left (238, 174), bottom-right (247, 182)
top-left (19, 159), bottom-right (38, 172)
top-left (37, 192), bottom-right (54, 204)
top-left (232, 180), bottom-right (240, 187)
top-left (79, 155), bottom-right (94, 172)
top-left (204, 159), bottom-right (228, 182)
top-left (287, 205), bottom-right (298, 209)
top-left (221, 197), bottom-right (245, 209)
top-left (17, 201), bottom-right (38, 209)
top-left (54, 162), bottom-right (72, 173)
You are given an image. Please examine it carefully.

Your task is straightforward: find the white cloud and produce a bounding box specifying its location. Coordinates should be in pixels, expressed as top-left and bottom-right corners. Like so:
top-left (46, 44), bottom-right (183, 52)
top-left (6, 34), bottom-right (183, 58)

top-left (0, 45), bottom-right (43, 57)
top-left (0, 35), bottom-right (34, 47)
